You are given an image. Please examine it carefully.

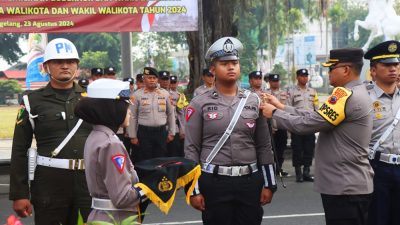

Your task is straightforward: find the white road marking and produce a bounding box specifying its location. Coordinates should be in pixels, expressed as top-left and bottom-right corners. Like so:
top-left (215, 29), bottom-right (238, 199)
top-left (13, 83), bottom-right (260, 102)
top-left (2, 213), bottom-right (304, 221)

top-left (143, 212), bottom-right (325, 225)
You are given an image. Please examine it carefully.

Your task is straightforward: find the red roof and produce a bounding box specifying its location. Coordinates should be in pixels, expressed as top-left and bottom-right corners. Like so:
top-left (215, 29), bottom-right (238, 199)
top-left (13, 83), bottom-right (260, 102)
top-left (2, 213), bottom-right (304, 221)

top-left (3, 70), bottom-right (26, 79)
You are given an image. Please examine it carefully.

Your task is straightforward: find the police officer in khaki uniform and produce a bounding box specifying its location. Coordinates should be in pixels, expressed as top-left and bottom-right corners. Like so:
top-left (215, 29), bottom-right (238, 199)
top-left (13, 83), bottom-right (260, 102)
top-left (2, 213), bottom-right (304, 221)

top-left (104, 66), bottom-right (117, 79)
top-left (193, 68), bottom-right (215, 97)
top-left (266, 73), bottom-right (289, 177)
top-left (158, 70), bottom-right (170, 90)
top-left (364, 41), bottom-right (400, 225)
top-left (127, 67), bottom-right (175, 162)
top-left (167, 75), bottom-right (186, 157)
top-left (9, 38), bottom-right (92, 225)
top-left (248, 70), bottom-right (264, 95)
top-left (135, 73), bottom-right (144, 90)
top-left (75, 79), bottom-right (144, 224)
top-left (262, 48), bottom-right (374, 225)
top-left (185, 37), bottom-right (276, 225)
top-left (90, 67), bottom-right (103, 81)
top-left (287, 69), bottom-right (319, 182)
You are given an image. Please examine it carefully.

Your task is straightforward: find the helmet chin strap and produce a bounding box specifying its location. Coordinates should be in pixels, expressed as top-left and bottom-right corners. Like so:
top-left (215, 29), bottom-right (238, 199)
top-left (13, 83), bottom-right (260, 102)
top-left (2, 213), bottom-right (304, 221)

top-left (47, 64), bottom-right (77, 84)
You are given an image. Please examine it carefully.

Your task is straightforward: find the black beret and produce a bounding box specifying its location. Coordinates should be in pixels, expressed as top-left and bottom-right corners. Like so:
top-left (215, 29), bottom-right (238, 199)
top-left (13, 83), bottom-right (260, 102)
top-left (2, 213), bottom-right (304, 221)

top-left (123, 77), bottom-right (134, 84)
top-left (170, 75), bottom-right (178, 83)
top-left (322, 48), bottom-right (364, 67)
top-left (296, 69), bottom-right (309, 76)
top-left (104, 66), bottom-right (116, 75)
top-left (91, 68), bottom-right (103, 76)
top-left (249, 71), bottom-right (262, 79)
top-left (143, 67), bottom-right (158, 77)
top-left (268, 73), bottom-right (280, 81)
top-left (158, 70), bottom-right (170, 79)
top-left (364, 40), bottom-right (400, 64)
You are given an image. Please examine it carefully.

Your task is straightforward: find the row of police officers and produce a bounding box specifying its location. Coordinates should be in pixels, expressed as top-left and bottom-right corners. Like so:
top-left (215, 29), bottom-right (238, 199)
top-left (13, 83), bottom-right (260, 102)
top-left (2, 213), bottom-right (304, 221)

top-left (8, 36), bottom-right (400, 225)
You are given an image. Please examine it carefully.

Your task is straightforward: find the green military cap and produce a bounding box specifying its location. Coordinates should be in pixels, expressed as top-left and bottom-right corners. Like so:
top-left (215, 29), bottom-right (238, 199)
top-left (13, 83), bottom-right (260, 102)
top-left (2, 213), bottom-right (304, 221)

top-left (364, 40), bottom-right (400, 64)
top-left (322, 48), bottom-right (364, 67)
top-left (205, 37), bottom-right (243, 61)
top-left (143, 67), bottom-right (158, 77)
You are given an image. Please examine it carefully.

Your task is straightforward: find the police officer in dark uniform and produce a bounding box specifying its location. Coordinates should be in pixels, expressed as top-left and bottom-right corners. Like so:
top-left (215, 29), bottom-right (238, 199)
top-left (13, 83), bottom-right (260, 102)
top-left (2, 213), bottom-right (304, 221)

top-left (185, 37), bottom-right (276, 225)
top-left (90, 67), bottom-right (103, 81)
top-left (262, 48), bottom-right (374, 225)
top-left (266, 73), bottom-right (289, 177)
top-left (364, 40), bottom-right (400, 225)
top-left (9, 38), bottom-right (92, 225)
top-left (287, 69), bottom-right (319, 182)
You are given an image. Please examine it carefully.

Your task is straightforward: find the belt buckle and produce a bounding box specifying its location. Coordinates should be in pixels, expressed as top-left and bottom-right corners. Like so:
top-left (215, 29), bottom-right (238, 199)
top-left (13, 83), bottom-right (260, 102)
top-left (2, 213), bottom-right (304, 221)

top-left (69, 159), bottom-right (79, 170)
top-left (231, 166), bottom-right (241, 176)
top-left (389, 155), bottom-right (399, 165)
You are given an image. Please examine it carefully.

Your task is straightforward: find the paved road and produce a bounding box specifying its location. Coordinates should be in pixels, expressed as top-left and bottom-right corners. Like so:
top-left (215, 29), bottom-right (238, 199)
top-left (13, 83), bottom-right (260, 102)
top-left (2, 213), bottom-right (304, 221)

top-left (0, 161), bottom-right (325, 225)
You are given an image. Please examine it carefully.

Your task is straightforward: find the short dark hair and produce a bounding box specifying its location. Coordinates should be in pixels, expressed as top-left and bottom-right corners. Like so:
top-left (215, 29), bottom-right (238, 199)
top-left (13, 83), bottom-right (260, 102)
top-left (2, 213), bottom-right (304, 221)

top-left (352, 62), bottom-right (364, 75)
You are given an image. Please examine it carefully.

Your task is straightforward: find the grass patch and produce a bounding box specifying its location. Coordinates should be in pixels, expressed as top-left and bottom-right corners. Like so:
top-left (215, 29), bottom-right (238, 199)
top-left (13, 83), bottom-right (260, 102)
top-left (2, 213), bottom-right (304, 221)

top-left (0, 106), bottom-right (19, 139)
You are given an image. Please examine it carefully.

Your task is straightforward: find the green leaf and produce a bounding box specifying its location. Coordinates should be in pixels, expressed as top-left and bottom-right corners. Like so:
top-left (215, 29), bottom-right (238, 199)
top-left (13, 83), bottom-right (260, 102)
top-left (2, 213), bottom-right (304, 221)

top-left (87, 221), bottom-right (115, 225)
top-left (121, 215), bottom-right (139, 225)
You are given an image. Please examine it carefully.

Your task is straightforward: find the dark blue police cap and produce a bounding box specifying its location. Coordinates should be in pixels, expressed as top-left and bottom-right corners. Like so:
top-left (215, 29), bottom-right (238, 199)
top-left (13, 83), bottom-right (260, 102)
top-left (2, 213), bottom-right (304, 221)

top-left (136, 73), bottom-right (144, 81)
top-left (158, 70), bottom-right (170, 80)
top-left (78, 78), bottom-right (89, 88)
top-left (268, 73), bottom-right (280, 81)
top-left (296, 69), bottom-right (309, 76)
top-left (322, 48), bottom-right (364, 67)
top-left (364, 40), bottom-right (400, 64)
top-left (123, 77), bottom-right (134, 84)
top-left (249, 71), bottom-right (262, 79)
top-left (91, 68), bottom-right (103, 76)
top-left (104, 66), bottom-right (116, 75)
top-left (170, 75), bottom-right (178, 83)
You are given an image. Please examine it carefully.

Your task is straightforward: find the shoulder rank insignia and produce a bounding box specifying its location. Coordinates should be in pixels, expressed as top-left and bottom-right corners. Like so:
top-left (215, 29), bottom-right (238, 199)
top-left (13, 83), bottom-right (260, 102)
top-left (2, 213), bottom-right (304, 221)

top-left (317, 87), bottom-right (352, 126)
top-left (16, 104), bottom-right (26, 125)
top-left (111, 154), bottom-right (126, 174)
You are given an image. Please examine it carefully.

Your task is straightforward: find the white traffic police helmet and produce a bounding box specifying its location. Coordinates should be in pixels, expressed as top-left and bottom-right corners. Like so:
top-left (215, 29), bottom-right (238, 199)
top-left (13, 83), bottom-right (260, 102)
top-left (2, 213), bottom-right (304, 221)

top-left (43, 38), bottom-right (79, 63)
top-left (205, 37), bottom-right (243, 61)
top-left (87, 79), bottom-right (130, 100)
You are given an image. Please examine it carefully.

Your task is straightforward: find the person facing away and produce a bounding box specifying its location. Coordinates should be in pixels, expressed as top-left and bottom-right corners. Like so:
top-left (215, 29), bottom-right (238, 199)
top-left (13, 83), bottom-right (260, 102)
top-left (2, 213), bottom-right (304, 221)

top-left (74, 79), bottom-right (145, 224)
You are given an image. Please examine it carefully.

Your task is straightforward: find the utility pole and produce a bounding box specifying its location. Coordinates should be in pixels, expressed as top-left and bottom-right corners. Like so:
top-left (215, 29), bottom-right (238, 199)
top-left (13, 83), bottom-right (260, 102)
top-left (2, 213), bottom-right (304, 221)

top-left (120, 32), bottom-right (132, 79)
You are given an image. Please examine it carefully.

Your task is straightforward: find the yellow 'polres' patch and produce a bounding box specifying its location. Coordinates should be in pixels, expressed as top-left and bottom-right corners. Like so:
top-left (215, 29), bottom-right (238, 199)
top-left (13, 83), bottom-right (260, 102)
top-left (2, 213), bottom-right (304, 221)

top-left (317, 87), bottom-right (352, 126)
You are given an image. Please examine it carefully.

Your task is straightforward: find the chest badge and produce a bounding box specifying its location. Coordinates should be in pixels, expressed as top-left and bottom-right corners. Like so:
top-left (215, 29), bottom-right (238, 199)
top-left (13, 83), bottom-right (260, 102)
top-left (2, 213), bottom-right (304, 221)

top-left (246, 122), bottom-right (255, 128)
top-left (207, 112), bottom-right (218, 119)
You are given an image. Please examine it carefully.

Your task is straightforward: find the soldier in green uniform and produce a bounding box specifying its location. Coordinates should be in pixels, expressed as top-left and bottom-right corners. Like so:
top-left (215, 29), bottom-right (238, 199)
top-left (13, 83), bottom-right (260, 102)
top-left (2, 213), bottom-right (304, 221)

top-left (9, 38), bottom-right (92, 225)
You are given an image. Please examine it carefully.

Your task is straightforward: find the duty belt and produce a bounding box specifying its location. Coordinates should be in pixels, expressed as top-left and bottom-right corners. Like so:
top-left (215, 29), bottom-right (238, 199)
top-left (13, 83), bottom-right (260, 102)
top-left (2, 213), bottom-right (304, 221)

top-left (37, 155), bottom-right (85, 170)
top-left (201, 163), bottom-right (258, 176)
top-left (92, 197), bottom-right (137, 212)
top-left (377, 153), bottom-right (400, 165)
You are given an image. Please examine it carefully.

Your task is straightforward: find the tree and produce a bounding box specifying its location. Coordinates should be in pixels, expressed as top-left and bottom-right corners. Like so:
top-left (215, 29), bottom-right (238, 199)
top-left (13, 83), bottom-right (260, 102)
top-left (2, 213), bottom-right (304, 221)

top-left (328, 1), bottom-right (347, 48)
top-left (79, 51), bottom-right (110, 77)
top-left (0, 80), bottom-right (22, 104)
top-left (0, 34), bottom-right (24, 64)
